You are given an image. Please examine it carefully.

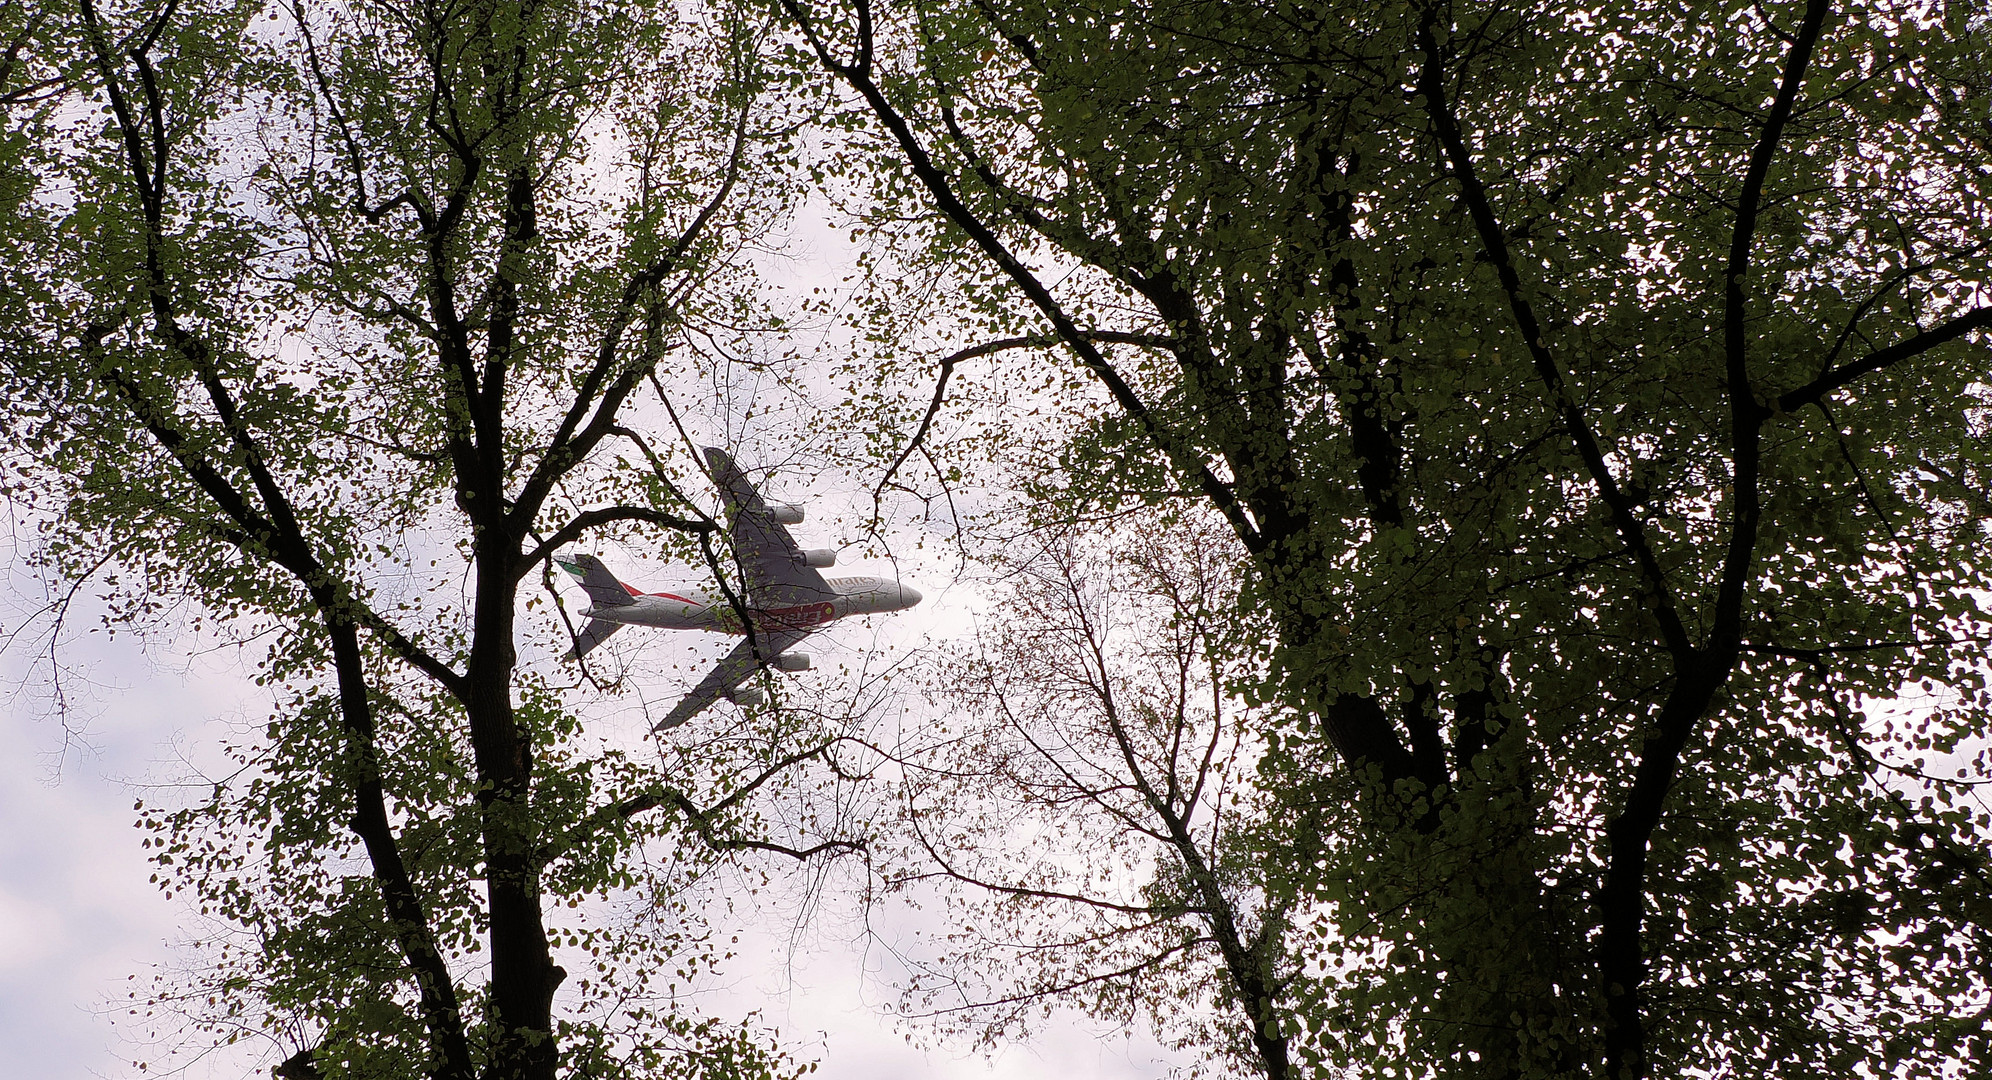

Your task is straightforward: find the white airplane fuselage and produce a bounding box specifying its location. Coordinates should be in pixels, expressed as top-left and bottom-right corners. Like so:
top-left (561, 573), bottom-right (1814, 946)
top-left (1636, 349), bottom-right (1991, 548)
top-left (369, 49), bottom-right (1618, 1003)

top-left (581, 575), bottom-right (921, 635)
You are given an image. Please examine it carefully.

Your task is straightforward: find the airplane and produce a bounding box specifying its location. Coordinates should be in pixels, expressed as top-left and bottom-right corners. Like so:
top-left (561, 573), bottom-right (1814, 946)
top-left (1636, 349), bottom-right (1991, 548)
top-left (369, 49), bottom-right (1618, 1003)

top-left (558, 446), bottom-right (922, 731)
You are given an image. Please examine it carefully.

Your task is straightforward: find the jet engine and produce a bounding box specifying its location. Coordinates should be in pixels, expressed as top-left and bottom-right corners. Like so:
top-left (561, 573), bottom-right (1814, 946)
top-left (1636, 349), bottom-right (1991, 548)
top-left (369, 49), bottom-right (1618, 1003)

top-left (772, 652), bottom-right (812, 672)
top-left (726, 685), bottom-right (766, 706)
top-left (768, 502), bottom-right (805, 524)
top-left (796, 548), bottom-right (837, 568)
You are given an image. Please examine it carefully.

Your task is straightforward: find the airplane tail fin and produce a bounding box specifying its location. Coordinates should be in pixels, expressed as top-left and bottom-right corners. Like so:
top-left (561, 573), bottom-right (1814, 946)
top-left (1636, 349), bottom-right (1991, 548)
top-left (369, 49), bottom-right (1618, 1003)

top-left (557, 554), bottom-right (638, 608)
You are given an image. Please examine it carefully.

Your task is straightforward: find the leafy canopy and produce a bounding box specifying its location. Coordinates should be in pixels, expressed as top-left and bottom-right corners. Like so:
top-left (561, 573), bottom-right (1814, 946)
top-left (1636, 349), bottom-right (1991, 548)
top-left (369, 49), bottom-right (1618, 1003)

top-left (778, 0), bottom-right (1992, 1075)
top-left (2, 0), bottom-right (848, 1076)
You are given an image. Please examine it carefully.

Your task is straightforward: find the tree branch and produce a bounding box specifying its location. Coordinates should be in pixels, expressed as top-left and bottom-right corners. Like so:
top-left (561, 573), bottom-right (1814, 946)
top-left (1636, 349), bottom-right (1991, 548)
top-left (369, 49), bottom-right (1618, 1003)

top-left (873, 331), bottom-right (1175, 505)
top-left (519, 505), bottom-right (716, 574)
top-left (1596, 5), bottom-right (1832, 1075)
top-left (900, 804), bottom-right (1182, 916)
top-left (83, 334), bottom-right (466, 697)
top-left (1415, 4), bottom-right (1692, 662)
top-left (1776, 303), bottom-right (1992, 413)
top-left (779, 0), bottom-right (1262, 552)
top-left (1715, 0), bottom-right (1830, 649)
top-left (509, 64), bottom-right (759, 532)
top-left (323, 618), bottom-right (476, 1080)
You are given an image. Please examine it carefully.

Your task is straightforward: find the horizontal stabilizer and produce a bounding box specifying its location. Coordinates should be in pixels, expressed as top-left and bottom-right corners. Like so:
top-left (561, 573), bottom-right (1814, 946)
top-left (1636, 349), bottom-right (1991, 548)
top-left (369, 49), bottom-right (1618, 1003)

top-left (558, 553), bottom-right (637, 608)
top-left (566, 618), bottom-right (625, 660)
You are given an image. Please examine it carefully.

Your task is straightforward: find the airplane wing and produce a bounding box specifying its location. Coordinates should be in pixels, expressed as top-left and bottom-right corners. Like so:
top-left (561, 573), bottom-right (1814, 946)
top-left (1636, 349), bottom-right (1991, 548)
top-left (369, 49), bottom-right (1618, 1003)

top-left (705, 446), bottom-right (833, 608)
top-left (653, 626), bottom-right (812, 731)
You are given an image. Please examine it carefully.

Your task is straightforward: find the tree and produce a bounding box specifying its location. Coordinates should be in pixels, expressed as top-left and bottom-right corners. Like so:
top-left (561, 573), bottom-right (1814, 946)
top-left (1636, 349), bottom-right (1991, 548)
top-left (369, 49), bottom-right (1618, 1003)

top-left (2, 0), bottom-right (849, 1076)
top-left (881, 511), bottom-right (1302, 1077)
top-left (775, 0), bottom-right (1992, 1076)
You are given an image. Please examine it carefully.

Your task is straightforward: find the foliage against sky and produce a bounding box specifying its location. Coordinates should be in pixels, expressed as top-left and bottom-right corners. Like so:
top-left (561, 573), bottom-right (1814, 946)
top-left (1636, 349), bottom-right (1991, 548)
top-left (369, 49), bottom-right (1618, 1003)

top-left (0, 0), bottom-right (860, 1077)
top-left (774, 0), bottom-right (1992, 1076)
top-left (7, 0), bottom-right (1992, 1078)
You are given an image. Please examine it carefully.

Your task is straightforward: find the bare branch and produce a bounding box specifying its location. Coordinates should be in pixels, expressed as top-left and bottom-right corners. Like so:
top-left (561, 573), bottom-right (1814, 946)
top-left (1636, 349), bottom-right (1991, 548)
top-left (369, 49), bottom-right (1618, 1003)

top-left (899, 937), bottom-right (1204, 1019)
top-left (874, 331), bottom-right (1175, 505)
top-left (899, 806), bottom-right (1184, 916)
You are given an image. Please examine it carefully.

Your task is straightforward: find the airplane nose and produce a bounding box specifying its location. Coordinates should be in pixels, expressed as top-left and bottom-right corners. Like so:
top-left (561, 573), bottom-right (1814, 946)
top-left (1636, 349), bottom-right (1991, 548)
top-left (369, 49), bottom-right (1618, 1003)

top-left (897, 582), bottom-right (923, 608)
